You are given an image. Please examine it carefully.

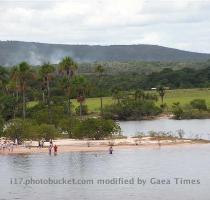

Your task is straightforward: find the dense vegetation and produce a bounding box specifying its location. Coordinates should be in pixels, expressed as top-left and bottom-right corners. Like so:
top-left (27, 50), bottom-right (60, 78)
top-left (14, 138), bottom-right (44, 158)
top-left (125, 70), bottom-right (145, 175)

top-left (0, 58), bottom-right (124, 141)
top-left (172, 99), bottom-right (210, 120)
top-left (88, 64), bottom-right (210, 96)
top-left (1, 56), bottom-right (210, 141)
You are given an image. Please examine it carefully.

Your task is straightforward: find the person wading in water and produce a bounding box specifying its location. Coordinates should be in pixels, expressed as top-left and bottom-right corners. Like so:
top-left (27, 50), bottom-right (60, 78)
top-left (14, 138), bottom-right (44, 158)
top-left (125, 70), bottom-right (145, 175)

top-left (109, 146), bottom-right (113, 154)
top-left (54, 145), bottom-right (58, 155)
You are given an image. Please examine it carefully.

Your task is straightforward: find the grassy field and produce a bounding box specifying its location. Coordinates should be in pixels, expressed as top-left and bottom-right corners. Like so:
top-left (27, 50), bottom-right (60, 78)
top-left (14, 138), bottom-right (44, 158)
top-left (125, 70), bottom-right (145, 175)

top-left (28, 88), bottom-right (210, 112)
top-left (160, 88), bottom-right (210, 107)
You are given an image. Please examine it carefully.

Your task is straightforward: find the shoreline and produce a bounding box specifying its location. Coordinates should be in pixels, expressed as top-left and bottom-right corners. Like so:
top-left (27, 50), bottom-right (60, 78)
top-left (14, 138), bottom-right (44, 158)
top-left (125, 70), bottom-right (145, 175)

top-left (1, 137), bottom-right (209, 155)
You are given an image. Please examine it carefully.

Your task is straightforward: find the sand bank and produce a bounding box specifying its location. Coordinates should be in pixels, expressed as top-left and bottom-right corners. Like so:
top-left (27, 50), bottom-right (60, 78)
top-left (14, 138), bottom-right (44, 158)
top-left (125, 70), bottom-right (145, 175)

top-left (0, 137), bottom-right (209, 155)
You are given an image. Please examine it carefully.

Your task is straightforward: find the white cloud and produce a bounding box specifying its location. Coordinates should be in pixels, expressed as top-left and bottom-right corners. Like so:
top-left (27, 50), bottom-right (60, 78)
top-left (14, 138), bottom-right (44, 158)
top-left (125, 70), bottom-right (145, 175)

top-left (0, 0), bottom-right (210, 52)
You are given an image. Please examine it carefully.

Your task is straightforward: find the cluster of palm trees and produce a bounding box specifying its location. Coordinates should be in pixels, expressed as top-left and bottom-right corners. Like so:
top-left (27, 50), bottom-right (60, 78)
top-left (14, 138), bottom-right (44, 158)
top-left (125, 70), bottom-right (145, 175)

top-left (0, 56), bottom-right (105, 121)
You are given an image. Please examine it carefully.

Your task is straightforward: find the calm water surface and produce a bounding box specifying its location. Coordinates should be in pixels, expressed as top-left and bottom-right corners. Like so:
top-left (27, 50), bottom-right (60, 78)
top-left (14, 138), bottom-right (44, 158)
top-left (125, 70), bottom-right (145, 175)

top-left (119, 119), bottom-right (210, 139)
top-left (1, 145), bottom-right (210, 200)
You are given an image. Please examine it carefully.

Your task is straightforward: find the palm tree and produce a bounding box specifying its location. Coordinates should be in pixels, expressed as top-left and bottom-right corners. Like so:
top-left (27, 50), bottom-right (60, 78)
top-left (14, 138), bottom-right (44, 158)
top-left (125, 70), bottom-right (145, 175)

top-left (10, 66), bottom-right (20, 102)
top-left (39, 63), bottom-right (55, 122)
top-left (72, 76), bottom-right (89, 117)
top-left (95, 64), bottom-right (105, 115)
top-left (157, 86), bottom-right (166, 105)
top-left (59, 57), bottom-right (78, 115)
top-left (12, 62), bottom-right (33, 120)
top-left (111, 87), bottom-right (123, 104)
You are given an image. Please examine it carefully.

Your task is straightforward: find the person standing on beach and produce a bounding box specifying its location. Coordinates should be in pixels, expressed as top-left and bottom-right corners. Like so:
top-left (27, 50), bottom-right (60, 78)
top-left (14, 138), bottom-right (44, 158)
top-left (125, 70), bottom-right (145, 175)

top-left (15, 138), bottom-right (18, 146)
top-left (41, 140), bottom-right (44, 148)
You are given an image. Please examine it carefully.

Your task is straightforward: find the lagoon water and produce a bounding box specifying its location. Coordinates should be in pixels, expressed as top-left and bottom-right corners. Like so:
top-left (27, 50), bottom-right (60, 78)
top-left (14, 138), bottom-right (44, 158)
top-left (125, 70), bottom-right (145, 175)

top-left (2, 119), bottom-right (210, 200)
top-left (1, 145), bottom-right (210, 200)
top-left (119, 119), bottom-right (210, 139)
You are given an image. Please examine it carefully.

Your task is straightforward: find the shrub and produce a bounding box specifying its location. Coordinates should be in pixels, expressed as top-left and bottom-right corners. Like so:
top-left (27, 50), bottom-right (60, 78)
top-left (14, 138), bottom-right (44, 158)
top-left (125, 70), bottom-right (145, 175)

top-left (72, 118), bottom-right (121, 140)
top-left (103, 99), bottom-right (161, 120)
top-left (38, 124), bottom-right (59, 141)
top-left (75, 105), bottom-right (88, 115)
top-left (190, 99), bottom-right (207, 111)
top-left (58, 117), bottom-right (80, 138)
top-left (3, 119), bottom-right (59, 142)
top-left (172, 102), bottom-right (183, 119)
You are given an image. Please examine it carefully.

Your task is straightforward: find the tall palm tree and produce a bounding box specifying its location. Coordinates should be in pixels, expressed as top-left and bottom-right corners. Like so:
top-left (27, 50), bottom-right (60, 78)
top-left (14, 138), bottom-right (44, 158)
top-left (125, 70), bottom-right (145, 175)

top-left (111, 87), bottom-right (123, 104)
top-left (157, 86), bottom-right (166, 105)
top-left (72, 76), bottom-right (89, 117)
top-left (39, 63), bottom-right (55, 122)
top-left (95, 64), bottom-right (105, 115)
top-left (39, 63), bottom-right (55, 102)
top-left (59, 57), bottom-right (78, 115)
top-left (10, 66), bottom-right (20, 102)
top-left (12, 62), bottom-right (33, 120)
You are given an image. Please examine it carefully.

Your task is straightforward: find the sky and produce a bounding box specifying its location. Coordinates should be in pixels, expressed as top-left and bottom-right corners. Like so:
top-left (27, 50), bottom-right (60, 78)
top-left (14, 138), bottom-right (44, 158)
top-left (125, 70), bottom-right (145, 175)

top-left (0, 0), bottom-right (210, 53)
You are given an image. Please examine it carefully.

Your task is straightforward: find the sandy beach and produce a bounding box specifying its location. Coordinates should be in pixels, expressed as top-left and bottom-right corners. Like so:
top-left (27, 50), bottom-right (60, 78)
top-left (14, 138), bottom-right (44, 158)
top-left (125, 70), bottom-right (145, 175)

top-left (1, 137), bottom-right (209, 155)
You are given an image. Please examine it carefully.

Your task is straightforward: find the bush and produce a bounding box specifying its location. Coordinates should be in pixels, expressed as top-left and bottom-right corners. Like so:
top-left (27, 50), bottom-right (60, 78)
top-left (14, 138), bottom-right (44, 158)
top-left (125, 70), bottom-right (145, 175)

top-left (3, 119), bottom-right (59, 142)
top-left (75, 105), bottom-right (88, 115)
top-left (103, 99), bottom-right (161, 120)
top-left (72, 118), bottom-right (121, 140)
top-left (38, 124), bottom-right (59, 141)
top-left (31, 105), bottom-right (67, 126)
top-left (58, 117), bottom-right (80, 138)
top-left (190, 99), bottom-right (207, 111)
top-left (172, 102), bottom-right (183, 119)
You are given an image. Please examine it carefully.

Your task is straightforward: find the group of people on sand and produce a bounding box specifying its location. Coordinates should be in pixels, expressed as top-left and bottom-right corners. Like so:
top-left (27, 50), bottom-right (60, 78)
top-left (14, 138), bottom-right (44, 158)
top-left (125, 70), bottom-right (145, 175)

top-left (0, 139), bottom-right (17, 152)
top-left (38, 139), bottom-right (45, 148)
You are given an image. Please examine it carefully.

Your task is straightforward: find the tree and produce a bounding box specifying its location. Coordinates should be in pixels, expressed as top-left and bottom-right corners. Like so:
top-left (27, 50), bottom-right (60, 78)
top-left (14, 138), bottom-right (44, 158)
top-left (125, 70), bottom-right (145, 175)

top-left (10, 66), bottom-right (20, 102)
top-left (157, 86), bottom-right (166, 106)
top-left (72, 76), bottom-right (90, 117)
top-left (0, 95), bottom-right (17, 120)
top-left (11, 62), bottom-right (34, 120)
top-left (95, 64), bottom-right (105, 115)
top-left (59, 57), bottom-right (78, 116)
top-left (111, 87), bottom-right (124, 104)
top-left (39, 63), bottom-right (55, 122)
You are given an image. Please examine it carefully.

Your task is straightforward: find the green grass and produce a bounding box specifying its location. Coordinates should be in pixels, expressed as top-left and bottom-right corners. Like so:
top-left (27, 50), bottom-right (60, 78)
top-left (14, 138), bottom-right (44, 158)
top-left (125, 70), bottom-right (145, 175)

top-left (72, 97), bottom-right (114, 112)
top-left (28, 88), bottom-right (210, 113)
top-left (159, 88), bottom-right (210, 107)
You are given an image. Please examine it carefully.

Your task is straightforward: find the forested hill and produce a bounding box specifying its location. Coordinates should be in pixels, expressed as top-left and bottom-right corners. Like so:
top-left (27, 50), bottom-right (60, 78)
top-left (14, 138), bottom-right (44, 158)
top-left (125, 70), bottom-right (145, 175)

top-left (1, 41), bottom-right (210, 66)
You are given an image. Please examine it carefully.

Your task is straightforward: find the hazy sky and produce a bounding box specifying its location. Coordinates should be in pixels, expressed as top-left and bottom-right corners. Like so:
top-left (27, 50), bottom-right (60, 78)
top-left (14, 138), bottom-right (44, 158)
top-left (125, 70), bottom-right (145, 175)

top-left (0, 0), bottom-right (210, 53)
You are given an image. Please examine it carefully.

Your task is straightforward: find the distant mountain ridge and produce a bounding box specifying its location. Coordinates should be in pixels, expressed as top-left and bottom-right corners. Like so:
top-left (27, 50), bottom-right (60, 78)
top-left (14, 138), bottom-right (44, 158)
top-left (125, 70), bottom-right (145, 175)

top-left (0, 41), bottom-right (210, 66)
